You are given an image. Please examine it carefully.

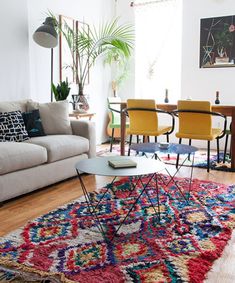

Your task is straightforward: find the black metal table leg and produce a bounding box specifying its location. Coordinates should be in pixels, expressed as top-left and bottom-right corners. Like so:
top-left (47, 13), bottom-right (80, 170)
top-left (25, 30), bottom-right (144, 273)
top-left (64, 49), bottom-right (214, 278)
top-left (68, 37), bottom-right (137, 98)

top-left (76, 169), bottom-right (106, 236)
top-left (109, 173), bottom-right (158, 241)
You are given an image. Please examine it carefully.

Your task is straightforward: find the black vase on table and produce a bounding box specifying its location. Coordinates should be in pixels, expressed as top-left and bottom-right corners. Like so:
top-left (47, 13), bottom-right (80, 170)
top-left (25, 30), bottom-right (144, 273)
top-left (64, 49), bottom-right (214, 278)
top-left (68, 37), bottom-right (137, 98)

top-left (164, 89), bottom-right (169, 103)
top-left (215, 91), bottom-right (220, 105)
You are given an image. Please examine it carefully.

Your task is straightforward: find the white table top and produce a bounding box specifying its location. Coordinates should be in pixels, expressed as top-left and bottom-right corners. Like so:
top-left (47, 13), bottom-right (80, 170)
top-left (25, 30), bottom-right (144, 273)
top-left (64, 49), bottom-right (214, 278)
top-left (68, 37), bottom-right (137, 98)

top-left (75, 156), bottom-right (165, 177)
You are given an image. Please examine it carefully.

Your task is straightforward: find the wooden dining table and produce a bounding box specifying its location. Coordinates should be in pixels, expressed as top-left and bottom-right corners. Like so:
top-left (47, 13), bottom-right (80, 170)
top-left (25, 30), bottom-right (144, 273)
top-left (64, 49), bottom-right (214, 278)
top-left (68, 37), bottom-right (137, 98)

top-left (117, 102), bottom-right (235, 170)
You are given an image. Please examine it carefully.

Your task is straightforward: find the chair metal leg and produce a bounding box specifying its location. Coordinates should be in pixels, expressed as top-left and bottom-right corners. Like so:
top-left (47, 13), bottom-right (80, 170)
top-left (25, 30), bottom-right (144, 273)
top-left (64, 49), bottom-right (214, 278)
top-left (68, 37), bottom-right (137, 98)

top-left (207, 140), bottom-right (210, 172)
top-left (110, 128), bottom-right (114, 152)
top-left (166, 134), bottom-right (170, 159)
top-left (188, 139), bottom-right (191, 160)
top-left (166, 134), bottom-right (169, 143)
top-left (216, 138), bottom-right (220, 163)
top-left (176, 138), bottom-right (182, 169)
top-left (128, 135), bottom-right (132, 156)
top-left (229, 138), bottom-right (232, 159)
top-left (155, 136), bottom-right (157, 143)
top-left (223, 133), bottom-right (229, 163)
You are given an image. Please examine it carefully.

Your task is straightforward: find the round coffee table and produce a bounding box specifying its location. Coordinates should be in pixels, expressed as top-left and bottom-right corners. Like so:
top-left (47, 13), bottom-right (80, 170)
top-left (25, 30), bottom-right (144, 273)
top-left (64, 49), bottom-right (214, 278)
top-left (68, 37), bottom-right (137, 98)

top-left (76, 156), bottom-right (165, 177)
top-left (75, 156), bottom-right (166, 240)
top-left (129, 143), bottom-right (198, 200)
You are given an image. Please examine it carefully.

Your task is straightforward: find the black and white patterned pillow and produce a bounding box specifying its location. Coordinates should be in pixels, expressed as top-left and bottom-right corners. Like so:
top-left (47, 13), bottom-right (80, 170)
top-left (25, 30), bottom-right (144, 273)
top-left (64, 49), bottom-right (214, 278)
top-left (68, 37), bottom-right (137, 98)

top-left (0, 111), bottom-right (29, 142)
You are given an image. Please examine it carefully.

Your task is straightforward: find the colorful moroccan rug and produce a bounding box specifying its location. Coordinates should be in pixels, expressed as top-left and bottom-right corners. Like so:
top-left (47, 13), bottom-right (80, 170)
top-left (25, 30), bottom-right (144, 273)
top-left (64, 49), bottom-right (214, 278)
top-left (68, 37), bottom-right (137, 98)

top-left (97, 144), bottom-right (233, 172)
top-left (0, 176), bottom-right (234, 282)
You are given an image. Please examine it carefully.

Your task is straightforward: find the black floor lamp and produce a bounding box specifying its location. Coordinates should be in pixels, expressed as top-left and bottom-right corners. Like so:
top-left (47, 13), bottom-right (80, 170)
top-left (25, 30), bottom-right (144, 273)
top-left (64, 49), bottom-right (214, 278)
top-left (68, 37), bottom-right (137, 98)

top-left (33, 17), bottom-right (58, 102)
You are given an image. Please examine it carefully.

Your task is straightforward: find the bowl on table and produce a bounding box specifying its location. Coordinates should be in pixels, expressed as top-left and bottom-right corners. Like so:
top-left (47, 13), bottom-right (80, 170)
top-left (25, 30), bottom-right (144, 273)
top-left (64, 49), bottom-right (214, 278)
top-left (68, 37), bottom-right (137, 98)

top-left (159, 142), bottom-right (170, 150)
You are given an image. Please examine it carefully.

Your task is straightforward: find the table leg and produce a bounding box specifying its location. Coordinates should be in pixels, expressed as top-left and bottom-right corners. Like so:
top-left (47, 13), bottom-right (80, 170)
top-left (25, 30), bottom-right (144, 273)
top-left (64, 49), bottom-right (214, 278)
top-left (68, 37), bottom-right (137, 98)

top-left (231, 109), bottom-right (235, 169)
top-left (188, 153), bottom-right (195, 197)
top-left (139, 174), bottom-right (161, 220)
top-left (156, 153), bottom-right (194, 202)
top-left (76, 172), bottom-right (162, 242)
top-left (120, 103), bottom-right (126, 156)
top-left (110, 173), bottom-right (159, 241)
top-left (76, 170), bottom-right (106, 236)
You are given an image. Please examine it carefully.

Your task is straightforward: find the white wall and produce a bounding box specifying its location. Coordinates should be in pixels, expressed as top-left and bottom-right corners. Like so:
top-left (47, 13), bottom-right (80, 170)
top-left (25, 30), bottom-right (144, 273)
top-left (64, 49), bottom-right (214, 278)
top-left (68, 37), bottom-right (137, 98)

top-left (27, 0), bottom-right (115, 143)
top-left (0, 0), bottom-right (30, 101)
top-left (115, 0), bottom-right (135, 101)
top-left (181, 0), bottom-right (235, 105)
top-left (180, 0), bottom-right (235, 149)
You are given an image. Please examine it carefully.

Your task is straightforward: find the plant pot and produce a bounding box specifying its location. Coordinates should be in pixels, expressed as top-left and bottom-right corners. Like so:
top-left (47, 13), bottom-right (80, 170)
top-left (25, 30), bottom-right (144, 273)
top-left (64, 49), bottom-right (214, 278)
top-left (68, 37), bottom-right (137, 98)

top-left (77, 94), bottom-right (89, 112)
top-left (70, 94), bottom-right (89, 112)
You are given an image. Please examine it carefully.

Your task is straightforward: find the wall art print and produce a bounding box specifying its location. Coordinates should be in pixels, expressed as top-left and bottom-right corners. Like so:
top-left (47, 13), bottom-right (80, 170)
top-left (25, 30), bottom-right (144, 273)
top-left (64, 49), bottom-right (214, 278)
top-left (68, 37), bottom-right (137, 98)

top-left (200, 15), bottom-right (235, 68)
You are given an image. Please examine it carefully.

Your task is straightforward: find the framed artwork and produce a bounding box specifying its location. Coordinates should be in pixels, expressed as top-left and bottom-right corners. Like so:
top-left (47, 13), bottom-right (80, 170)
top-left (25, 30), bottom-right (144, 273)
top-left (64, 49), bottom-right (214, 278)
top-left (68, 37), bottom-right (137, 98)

top-left (59, 15), bottom-right (90, 84)
top-left (199, 15), bottom-right (235, 68)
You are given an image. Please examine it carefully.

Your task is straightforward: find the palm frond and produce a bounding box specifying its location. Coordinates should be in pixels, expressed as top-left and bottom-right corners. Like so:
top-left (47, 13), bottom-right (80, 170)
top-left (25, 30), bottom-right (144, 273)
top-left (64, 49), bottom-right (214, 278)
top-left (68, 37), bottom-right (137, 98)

top-left (53, 14), bottom-right (135, 91)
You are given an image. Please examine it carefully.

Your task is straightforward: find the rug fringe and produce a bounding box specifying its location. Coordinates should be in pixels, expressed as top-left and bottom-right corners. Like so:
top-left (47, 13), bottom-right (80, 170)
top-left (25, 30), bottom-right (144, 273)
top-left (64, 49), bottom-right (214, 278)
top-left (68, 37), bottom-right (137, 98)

top-left (0, 261), bottom-right (76, 283)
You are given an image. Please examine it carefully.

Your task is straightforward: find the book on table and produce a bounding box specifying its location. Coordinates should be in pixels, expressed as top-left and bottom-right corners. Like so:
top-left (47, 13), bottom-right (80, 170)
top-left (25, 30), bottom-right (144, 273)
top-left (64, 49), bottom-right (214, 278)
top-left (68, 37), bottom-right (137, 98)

top-left (108, 158), bottom-right (137, 169)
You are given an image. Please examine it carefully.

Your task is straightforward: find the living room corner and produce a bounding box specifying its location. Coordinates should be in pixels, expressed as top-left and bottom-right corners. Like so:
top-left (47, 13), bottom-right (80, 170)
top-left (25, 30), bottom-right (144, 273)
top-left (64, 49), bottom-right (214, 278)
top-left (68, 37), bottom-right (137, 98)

top-left (0, 0), bottom-right (235, 283)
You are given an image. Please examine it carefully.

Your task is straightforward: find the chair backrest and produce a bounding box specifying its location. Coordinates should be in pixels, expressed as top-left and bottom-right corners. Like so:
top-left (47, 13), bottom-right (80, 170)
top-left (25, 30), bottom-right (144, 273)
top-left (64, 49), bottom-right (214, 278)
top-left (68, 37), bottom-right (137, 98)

top-left (127, 99), bottom-right (158, 132)
top-left (107, 97), bottom-right (121, 125)
top-left (177, 100), bottom-right (212, 135)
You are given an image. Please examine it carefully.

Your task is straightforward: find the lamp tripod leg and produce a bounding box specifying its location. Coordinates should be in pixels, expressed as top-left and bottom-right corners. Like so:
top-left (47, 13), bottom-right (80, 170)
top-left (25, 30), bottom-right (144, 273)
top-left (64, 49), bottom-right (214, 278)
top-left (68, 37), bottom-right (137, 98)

top-left (51, 48), bottom-right (54, 102)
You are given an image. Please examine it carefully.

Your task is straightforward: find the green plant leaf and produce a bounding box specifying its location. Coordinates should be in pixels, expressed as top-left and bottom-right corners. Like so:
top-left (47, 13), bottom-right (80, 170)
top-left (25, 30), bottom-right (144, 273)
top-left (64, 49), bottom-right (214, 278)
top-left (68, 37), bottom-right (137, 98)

top-left (51, 15), bottom-right (135, 93)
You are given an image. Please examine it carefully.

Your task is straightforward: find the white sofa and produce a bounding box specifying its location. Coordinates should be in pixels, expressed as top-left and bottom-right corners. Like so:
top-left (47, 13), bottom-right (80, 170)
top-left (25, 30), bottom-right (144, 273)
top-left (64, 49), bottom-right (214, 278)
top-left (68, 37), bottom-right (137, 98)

top-left (0, 99), bottom-right (96, 203)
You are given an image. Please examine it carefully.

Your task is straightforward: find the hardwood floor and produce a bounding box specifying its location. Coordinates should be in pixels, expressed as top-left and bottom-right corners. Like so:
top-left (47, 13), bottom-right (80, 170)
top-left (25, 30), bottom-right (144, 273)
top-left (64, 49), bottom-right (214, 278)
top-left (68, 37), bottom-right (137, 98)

top-left (0, 164), bottom-right (234, 282)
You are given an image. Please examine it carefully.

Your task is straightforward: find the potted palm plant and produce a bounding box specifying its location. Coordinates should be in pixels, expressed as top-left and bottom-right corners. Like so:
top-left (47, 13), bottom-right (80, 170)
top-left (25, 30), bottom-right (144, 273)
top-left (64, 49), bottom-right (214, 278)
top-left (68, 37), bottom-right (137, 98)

top-left (54, 15), bottom-right (134, 110)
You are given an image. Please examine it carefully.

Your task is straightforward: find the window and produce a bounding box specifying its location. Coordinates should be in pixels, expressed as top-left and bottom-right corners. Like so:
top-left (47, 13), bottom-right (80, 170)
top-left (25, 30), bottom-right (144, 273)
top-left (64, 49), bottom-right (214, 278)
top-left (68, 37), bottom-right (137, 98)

top-left (134, 0), bottom-right (182, 103)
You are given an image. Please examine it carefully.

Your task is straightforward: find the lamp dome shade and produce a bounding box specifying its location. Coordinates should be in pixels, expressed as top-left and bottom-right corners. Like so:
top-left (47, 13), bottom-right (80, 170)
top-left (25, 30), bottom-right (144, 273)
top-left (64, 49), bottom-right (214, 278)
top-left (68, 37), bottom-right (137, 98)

top-left (33, 17), bottom-right (58, 48)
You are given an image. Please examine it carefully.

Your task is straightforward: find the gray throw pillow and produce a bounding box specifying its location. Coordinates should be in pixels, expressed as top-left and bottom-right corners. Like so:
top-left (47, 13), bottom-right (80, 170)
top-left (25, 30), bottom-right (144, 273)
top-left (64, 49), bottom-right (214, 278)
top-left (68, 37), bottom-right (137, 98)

top-left (0, 99), bottom-right (32, 113)
top-left (27, 100), bottom-right (72, 135)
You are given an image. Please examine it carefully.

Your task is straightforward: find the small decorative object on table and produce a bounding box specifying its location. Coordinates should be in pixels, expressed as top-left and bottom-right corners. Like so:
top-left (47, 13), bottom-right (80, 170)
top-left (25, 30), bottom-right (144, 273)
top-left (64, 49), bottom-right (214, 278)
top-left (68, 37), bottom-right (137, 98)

top-left (77, 92), bottom-right (89, 112)
top-left (164, 88), bottom-right (169, 103)
top-left (70, 94), bottom-right (79, 110)
top-left (159, 142), bottom-right (170, 149)
top-left (108, 158), bottom-right (137, 168)
top-left (215, 90), bottom-right (220, 104)
top-left (73, 102), bottom-right (86, 113)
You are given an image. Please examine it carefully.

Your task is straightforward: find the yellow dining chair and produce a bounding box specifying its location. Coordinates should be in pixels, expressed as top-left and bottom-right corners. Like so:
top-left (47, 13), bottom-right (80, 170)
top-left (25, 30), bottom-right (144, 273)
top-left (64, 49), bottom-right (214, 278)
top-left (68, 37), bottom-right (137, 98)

top-left (107, 97), bottom-right (129, 152)
top-left (125, 99), bottom-right (175, 155)
top-left (174, 100), bottom-right (227, 172)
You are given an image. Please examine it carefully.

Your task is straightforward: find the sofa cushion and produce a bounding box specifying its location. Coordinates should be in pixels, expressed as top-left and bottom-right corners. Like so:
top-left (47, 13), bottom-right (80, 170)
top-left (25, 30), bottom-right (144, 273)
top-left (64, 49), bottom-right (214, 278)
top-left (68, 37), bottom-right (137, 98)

top-left (27, 100), bottom-right (72, 135)
top-left (0, 99), bottom-right (31, 113)
top-left (0, 111), bottom-right (29, 142)
top-left (0, 142), bottom-right (47, 175)
top-left (22, 109), bottom-right (46, 137)
top-left (26, 135), bottom-right (89, 163)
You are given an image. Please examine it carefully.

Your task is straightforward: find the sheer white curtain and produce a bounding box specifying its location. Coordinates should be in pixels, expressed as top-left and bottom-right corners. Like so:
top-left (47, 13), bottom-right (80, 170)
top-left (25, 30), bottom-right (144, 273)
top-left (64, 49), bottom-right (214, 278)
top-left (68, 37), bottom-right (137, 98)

top-left (134, 0), bottom-right (182, 103)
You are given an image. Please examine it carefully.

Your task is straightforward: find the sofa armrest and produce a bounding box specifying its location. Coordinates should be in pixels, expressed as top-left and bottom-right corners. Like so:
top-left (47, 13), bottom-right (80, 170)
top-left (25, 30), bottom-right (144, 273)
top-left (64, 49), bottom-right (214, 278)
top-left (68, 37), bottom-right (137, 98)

top-left (70, 120), bottom-right (96, 158)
